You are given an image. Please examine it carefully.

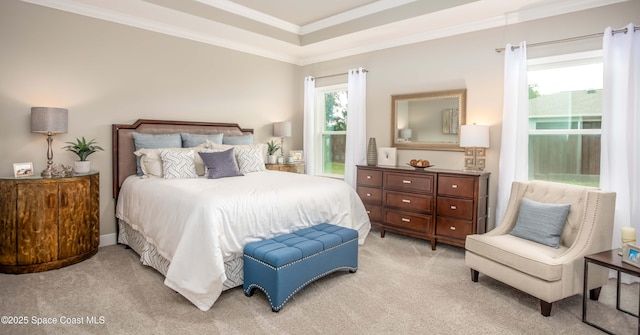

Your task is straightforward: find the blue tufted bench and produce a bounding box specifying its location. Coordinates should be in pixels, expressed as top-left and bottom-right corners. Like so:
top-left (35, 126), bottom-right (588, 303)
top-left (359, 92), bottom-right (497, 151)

top-left (243, 223), bottom-right (359, 312)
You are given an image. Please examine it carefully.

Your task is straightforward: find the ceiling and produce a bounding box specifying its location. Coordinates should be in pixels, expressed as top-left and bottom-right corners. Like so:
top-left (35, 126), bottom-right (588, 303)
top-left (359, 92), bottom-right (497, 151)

top-left (23, 0), bottom-right (625, 65)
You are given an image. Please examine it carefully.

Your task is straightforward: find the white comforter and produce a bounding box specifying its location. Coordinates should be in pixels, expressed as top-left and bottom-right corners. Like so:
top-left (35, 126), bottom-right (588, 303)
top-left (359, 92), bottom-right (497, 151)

top-left (115, 170), bottom-right (371, 311)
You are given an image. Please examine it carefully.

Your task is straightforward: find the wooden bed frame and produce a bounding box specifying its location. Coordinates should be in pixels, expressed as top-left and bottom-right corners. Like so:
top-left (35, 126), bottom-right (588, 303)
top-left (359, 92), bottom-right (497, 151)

top-left (111, 119), bottom-right (253, 199)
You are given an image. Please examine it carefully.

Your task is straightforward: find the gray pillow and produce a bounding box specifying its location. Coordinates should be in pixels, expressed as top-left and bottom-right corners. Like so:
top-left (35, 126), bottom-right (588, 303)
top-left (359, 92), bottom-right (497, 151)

top-left (132, 133), bottom-right (182, 175)
top-left (222, 134), bottom-right (253, 145)
top-left (180, 133), bottom-right (223, 147)
top-left (510, 198), bottom-right (571, 248)
top-left (198, 149), bottom-right (243, 179)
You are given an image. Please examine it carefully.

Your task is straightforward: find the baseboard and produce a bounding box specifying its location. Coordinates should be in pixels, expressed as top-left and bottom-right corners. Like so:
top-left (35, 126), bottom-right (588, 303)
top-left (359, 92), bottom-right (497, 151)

top-left (99, 233), bottom-right (117, 247)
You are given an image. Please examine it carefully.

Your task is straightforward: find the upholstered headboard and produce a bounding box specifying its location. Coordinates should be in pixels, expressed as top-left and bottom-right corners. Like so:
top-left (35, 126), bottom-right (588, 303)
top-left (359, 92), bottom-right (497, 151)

top-left (112, 119), bottom-right (253, 198)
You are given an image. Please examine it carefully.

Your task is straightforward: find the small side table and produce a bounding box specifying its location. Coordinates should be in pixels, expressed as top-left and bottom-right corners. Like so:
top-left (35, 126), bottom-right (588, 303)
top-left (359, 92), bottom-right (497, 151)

top-left (583, 249), bottom-right (640, 335)
top-left (265, 162), bottom-right (305, 174)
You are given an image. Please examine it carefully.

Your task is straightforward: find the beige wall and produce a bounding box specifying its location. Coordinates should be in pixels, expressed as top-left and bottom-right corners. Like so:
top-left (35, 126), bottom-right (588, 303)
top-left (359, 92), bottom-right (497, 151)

top-left (1, 0), bottom-right (638, 241)
top-left (303, 0), bottom-right (639, 229)
top-left (0, 1), bottom-right (302, 239)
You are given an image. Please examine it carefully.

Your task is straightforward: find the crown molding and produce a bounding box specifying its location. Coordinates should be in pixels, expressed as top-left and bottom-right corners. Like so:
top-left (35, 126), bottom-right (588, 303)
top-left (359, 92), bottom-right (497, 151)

top-left (21, 0), bottom-right (630, 66)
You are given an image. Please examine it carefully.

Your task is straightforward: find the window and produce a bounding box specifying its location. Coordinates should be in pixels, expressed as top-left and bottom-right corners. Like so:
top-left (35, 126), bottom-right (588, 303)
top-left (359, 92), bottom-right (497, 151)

top-left (527, 51), bottom-right (603, 186)
top-left (314, 84), bottom-right (348, 177)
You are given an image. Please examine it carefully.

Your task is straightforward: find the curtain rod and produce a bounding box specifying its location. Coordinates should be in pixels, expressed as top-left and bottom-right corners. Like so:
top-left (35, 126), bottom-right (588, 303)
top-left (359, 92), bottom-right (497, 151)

top-left (495, 25), bottom-right (639, 53)
top-left (309, 68), bottom-right (368, 80)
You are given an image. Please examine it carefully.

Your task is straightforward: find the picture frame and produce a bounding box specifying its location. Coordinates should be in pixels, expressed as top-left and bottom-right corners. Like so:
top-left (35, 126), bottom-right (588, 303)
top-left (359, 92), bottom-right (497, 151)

top-left (13, 162), bottom-right (34, 178)
top-left (289, 150), bottom-right (303, 162)
top-left (622, 244), bottom-right (640, 268)
top-left (377, 147), bottom-right (397, 167)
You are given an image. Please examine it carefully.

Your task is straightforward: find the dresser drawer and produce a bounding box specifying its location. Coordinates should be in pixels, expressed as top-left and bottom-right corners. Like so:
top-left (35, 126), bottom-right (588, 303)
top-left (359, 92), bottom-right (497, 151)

top-left (357, 186), bottom-right (382, 205)
top-left (383, 190), bottom-right (432, 214)
top-left (363, 204), bottom-right (382, 222)
top-left (384, 172), bottom-right (433, 194)
top-left (436, 217), bottom-right (472, 240)
top-left (437, 175), bottom-right (475, 198)
top-left (384, 209), bottom-right (432, 232)
top-left (437, 197), bottom-right (474, 220)
top-left (357, 169), bottom-right (383, 187)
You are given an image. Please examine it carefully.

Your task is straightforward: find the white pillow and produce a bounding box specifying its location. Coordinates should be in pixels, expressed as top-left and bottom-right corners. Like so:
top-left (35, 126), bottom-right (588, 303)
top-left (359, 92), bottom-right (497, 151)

top-left (207, 142), bottom-right (267, 174)
top-left (235, 144), bottom-right (266, 173)
top-left (134, 142), bottom-right (210, 177)
top-left (160, 149), bottom-right (197, 179)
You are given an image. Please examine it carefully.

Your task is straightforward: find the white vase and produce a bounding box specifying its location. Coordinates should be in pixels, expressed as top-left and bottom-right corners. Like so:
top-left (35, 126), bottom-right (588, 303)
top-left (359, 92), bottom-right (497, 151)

top-left (267, 155), bottom-right (277, 164)
top-left (74, 160), bottom-right (91, 174)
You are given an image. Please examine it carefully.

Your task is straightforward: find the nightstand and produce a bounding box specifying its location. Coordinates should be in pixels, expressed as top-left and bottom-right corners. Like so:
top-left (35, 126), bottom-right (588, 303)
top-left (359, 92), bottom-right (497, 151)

top-left (0, 171), bottom-right (100, 273)
top-left (265, 162), bottom-right (305, 174)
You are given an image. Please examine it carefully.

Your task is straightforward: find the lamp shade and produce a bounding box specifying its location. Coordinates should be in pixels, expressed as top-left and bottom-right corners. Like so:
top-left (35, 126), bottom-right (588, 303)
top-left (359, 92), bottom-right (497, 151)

top-left (400, 128), bottom-right (412, 139)
top-left (459, 124), bottom-right (489, 148)
top-left (31, 107), bottom-right (68, 134)
top-left (273, 121), bottom-right (291, 137)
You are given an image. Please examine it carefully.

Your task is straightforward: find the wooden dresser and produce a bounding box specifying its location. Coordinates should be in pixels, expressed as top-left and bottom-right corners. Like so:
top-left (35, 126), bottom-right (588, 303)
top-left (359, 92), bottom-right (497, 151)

top-left (357, 165), bottom-right (489, 250)
top-left (0, 172), bottom-right (100, 273)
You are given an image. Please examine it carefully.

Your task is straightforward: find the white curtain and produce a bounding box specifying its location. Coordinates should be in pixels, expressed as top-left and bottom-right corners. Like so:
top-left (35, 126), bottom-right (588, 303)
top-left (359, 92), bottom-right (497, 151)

top-left (601, 23), bottom-right (640, 249)
top-left (303, 76), bottom-right (316, 175)
top-left (495, 41), bottom-right (529, 225)
top-left (344, 67), bottom-right (367, 189)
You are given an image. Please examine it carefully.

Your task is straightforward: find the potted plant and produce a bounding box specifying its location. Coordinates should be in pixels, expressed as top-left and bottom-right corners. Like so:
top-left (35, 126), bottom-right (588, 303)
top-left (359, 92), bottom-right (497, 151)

top-left (62, 137), bottom-right (104, 173)
top-left (266, 140), bottom-right (280, 164)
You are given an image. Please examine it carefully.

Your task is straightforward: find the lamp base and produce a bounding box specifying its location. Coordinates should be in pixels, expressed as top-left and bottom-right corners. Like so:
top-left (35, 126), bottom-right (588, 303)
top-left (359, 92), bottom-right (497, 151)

top-left (41, 166), bottom-right (53, 178)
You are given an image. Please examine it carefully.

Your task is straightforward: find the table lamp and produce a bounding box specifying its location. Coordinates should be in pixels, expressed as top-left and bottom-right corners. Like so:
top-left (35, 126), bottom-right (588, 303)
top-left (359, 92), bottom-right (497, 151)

top-left (459, 123), bottom-right (489, 171)
top-left (273, 121), bottom-right (291, 161)
top-left (31, 107), bottom-right (68, 178)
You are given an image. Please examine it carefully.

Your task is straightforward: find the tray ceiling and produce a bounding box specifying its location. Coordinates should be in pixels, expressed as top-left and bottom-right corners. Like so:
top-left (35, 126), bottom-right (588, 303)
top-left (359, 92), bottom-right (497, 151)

top-left (22, 0), bottom-right (626, 65)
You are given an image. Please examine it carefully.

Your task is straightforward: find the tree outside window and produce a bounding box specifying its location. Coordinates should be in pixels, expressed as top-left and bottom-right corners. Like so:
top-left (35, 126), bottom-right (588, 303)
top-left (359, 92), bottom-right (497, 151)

top-left (316, 85), bottom-right (348, 177)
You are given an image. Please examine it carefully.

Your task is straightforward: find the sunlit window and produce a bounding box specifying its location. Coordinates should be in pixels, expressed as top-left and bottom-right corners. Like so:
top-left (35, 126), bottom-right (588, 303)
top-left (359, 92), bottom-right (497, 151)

top-left (527, 51), bottom-right (603, 186)
top-left (314, 84), bottom-right (348, 177)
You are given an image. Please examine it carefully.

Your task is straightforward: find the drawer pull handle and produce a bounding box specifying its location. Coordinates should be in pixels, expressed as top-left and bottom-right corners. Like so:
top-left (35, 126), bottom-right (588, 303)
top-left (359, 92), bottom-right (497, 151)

top-left (366, 193), bottom-right (372, 197)
top-left (450, 226), bottom-right (456, 230)
top-left (402, 180), bottom-right (411, 184)
top-left (401, 218), bottom-right (411, 222)
top-left (452, 184), bottom-right (458, 188)
top-left (451, 205), bottom-right (457, 210)
top-left (402, 199), bottom-right (411, 203)
top-left (48, 194), bottom-right (56, 208)
top-left (367, 175), bottom-right (372, 179)
top-left (366, 210), bottom-right (371, 214)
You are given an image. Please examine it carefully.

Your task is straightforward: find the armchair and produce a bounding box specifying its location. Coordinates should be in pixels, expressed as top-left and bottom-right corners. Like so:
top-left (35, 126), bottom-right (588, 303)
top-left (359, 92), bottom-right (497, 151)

top-left (465, 180), bottom-right (616, 316)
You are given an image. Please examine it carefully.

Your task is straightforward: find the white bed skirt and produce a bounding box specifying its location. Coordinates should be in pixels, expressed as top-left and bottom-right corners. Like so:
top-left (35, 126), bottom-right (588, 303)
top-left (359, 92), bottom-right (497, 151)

top-left (117, 218), bottom-right (244, 290)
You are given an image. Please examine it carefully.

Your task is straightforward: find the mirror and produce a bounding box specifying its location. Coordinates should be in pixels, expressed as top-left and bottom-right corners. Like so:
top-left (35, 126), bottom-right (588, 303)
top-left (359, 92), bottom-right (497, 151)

top-left (392, 89), bottom-right (466, 151)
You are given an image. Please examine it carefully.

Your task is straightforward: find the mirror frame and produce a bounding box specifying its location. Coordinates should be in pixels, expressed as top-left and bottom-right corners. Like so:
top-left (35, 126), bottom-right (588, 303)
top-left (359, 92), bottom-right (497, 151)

top-left (391, 89), bottom-right (466, 151)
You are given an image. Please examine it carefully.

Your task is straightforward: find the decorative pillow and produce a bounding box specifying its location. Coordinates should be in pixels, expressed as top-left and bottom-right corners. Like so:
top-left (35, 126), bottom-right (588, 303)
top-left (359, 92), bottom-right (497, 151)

top-left (134, 143), bottom-right (210, 177)
top-left (132, 133), bottom-right (182, 175)
top-left (180, 133), bottom-right (223, 147)
top-left (234, 144), bottom-right (267, 174)
top-left (199, 149), bottom-right (243, 179)
top-left (223, 134), bottom-right (253, 145)
top-left (510, 198), bottom-right (571, 248)
top-left (160, 149), bottom-right (197, 179)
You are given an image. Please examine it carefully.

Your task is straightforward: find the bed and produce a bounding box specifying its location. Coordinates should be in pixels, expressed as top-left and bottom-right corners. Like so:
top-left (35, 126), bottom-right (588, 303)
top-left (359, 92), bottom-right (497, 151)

top-left (112, 119), bottom-right (371, 311)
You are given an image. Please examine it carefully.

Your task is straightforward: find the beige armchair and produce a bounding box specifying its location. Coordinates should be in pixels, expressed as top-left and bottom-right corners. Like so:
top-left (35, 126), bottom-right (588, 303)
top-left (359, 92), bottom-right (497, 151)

top-left (465, 180), bottom-right (616, 316)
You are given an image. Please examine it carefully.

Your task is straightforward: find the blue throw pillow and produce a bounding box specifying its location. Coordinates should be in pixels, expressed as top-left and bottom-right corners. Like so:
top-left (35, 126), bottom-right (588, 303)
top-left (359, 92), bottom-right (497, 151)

top-left (180, 133), bottom-right (223, 147)
top-left (132, 133), bottom-right (182, 175)
top-left (222, 134), bottom-right (253, 145)
top-left (198, 149), bottom-right (243, 179)
top-left (510, 198), bottom-right (571, 248)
